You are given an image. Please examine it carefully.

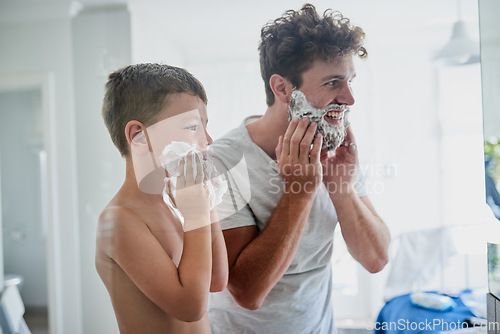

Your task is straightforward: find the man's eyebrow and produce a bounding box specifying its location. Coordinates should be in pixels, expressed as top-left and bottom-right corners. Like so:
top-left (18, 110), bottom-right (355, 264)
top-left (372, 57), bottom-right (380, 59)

top-left (321, 73), bottom-right (357, 81)
top-left (321, 74), bottom-right (345, 82)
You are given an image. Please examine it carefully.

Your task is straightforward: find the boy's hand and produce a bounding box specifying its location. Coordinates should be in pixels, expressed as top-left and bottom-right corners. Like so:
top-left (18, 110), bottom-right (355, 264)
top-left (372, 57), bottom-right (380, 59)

top-left (175, 153), bottom-right (211, 231)
top-left (275, 117), bottom-right (323, 197)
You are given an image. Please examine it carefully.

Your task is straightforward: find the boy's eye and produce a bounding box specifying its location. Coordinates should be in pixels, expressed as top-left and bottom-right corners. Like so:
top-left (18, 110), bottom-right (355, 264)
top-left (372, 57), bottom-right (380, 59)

top-left (185, 125), bottom-right (198, 131)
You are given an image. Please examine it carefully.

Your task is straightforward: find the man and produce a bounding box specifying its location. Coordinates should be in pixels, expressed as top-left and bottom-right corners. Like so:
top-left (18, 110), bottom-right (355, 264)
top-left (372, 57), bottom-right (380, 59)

top-left (208, 4), bottom-right (390, 333)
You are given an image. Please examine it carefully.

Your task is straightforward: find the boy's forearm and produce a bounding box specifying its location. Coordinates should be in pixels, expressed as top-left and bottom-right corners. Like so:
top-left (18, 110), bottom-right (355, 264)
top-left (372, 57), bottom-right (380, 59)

top-left (177, 224), bottom-right (212, 314)
top-left (228, 192), bottom-right (314, 309)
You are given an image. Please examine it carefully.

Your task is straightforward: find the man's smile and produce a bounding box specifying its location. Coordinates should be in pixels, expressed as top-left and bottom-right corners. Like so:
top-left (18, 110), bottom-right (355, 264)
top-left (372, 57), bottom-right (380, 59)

top-left (324, 109), bottom-right (345, 125)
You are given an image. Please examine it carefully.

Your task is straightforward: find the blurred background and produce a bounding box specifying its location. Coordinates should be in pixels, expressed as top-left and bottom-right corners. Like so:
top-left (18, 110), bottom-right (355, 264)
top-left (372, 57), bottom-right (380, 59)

top-left (0, 0), bottom-right (498, 333)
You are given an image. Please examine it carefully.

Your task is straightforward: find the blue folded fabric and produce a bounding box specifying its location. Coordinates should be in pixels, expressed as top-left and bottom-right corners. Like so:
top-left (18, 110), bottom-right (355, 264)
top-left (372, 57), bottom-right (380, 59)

top-left (375, 291), bottom-right (475, 334)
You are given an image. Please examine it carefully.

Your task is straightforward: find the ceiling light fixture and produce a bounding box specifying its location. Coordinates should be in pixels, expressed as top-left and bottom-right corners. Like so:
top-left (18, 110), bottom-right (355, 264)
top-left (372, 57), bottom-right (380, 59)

top-left (433, 0), bottom-right (480, 66)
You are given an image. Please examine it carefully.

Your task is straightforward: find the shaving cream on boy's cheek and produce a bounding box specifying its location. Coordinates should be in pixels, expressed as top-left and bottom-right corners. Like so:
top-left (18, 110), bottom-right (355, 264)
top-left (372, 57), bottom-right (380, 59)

top-left (159, 141), bottom-right (228, 229)
top-left (288, 89), bottom-right (349, 151)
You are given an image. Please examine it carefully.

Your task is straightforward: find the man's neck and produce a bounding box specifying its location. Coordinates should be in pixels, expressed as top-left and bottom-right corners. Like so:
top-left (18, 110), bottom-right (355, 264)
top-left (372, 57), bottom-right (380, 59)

top-left (246, 104), bottom-right (289, 160)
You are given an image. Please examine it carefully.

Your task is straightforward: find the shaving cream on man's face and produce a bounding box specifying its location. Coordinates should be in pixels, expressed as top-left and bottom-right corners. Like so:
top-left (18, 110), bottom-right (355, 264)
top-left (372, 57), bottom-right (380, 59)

top-left (159, 141), bottom-right (227, 226)
top-left (288, 89), bottom-right (349, 151)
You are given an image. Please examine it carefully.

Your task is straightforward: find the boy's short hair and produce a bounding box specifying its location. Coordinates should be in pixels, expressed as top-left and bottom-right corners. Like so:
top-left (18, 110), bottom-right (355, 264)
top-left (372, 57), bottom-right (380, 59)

top-left (102, 63), bottom-right (208, 157)
top-left (259, 3), bottom-right (367, 106)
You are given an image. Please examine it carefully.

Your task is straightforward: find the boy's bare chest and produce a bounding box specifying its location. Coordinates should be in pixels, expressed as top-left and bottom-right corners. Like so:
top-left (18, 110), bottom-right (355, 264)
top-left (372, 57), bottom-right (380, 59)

top-left (144, 211), bottom-right (184, 267)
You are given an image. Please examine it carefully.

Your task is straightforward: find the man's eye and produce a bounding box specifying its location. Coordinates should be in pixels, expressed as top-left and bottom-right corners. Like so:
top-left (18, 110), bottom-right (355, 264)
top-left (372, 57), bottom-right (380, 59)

top-left (326, 80), bottom-right (339, 87)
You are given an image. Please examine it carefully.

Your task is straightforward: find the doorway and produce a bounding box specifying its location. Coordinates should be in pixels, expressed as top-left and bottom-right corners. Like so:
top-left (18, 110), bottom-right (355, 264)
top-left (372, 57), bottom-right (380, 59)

top-left (0, 78), bottom-right (53, 333)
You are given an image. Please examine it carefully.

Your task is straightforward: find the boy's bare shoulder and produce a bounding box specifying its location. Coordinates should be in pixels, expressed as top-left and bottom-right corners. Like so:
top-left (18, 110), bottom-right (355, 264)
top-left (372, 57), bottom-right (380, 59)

top-left (98, 198), bottom-right (176, 231)
top-left (98, 204), bottom-right (142, 231)
top-left (96, 203), bottom-right (150, 256)
top-left (100, 202), bottom-right (136, 219)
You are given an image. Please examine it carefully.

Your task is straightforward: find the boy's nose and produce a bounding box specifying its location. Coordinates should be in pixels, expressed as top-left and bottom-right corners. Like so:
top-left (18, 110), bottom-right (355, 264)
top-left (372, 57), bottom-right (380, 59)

top-left (205, 129), bottom-right (213, 145)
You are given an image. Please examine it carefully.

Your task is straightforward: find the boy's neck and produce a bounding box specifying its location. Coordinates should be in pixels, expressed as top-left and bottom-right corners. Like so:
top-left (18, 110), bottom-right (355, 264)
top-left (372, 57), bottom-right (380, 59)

top-left (122, 158), bottom-right (165, 205)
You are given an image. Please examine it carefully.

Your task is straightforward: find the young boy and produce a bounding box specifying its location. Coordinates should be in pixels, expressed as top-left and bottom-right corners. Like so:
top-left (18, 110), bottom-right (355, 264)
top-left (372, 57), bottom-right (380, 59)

top-left (96, 63), bottom-right (228, 334)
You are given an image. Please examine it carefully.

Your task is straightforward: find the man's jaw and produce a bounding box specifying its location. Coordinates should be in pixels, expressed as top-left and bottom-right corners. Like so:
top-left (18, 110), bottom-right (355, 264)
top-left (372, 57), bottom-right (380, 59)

top-left (287, 89), bottom-right (349, 151)
top-left (318, 109), bottom-right (350, 152)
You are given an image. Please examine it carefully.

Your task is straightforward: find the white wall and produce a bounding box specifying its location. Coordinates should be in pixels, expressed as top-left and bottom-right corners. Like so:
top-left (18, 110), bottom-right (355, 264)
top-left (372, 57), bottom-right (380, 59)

top-left (72, 5), bottom-right (131, 334)
top-left (0, 2), bottom-right (83, 333)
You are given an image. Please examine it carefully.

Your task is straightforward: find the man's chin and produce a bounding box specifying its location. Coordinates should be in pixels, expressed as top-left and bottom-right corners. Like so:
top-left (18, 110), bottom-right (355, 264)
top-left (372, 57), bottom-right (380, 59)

top-left (319, 124), bottom-right (348, 152)
top-left (321, 139), bottom-right (343, 152)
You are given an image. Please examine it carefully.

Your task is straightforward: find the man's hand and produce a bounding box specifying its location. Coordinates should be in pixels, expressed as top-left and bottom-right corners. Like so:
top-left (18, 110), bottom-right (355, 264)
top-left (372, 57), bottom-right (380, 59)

top-left (275, 117), bottom-right (323, 196)
top-left (322, 126), bottom-right (358, 198)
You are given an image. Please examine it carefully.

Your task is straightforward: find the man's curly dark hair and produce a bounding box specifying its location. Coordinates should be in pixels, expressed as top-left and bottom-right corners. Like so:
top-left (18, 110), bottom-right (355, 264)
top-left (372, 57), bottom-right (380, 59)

top-left (259, 3), bottom-right (367, 106)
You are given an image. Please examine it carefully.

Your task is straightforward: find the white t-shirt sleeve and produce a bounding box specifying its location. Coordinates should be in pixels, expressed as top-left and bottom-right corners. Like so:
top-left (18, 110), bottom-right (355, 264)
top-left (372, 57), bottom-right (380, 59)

top-left (209, 144), bottom-right (257, 230)
top-left (215, 170), bottom-right (257, 230)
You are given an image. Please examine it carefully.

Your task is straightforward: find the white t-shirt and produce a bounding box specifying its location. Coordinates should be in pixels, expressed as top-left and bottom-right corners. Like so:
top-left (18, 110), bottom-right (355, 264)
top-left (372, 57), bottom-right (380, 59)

top-left (208, 119), bottom-right (366, 334)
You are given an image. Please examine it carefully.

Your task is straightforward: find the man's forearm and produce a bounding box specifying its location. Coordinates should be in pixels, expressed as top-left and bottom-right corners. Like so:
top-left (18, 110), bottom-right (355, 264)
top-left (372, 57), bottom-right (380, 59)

top-left (210, 221), bottom-right (228, 292)
top-left (228, 192), bottom-right (314, 309)
top-left (332, 189), bottom-right (390, 273)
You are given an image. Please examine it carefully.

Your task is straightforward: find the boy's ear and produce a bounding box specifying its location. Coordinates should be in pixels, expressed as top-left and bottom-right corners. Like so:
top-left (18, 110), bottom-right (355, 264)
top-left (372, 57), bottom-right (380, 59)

top-left (125, 120), bottom-right (149, 154)
top-left (269, 74), bottom-right (293, 105)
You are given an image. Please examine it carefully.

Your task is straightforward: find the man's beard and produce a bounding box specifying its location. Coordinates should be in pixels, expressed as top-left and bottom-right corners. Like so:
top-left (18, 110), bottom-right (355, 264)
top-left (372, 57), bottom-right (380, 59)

top-left (288, 89), bottom-right (349, 151)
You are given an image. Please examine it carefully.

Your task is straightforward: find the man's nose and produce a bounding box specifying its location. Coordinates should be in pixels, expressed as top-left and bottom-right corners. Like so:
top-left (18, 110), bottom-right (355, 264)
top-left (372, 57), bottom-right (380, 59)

top-left (336, 83), bottom-right (355, 106)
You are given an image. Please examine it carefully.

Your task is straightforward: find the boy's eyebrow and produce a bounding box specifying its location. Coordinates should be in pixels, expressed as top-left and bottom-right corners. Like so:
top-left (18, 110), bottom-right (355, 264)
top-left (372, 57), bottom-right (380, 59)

top-left (183, 112), bottom-right (208, 126)
top-left (178, 114), bottom-right (201, 123)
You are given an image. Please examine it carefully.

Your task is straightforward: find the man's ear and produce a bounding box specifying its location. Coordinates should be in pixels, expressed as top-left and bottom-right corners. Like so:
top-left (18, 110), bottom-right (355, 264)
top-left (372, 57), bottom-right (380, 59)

top-left (269, 74), bottom-right (293, 105)
top-left (125, 120), bottom-right (149, 154)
